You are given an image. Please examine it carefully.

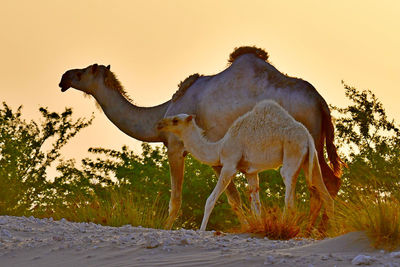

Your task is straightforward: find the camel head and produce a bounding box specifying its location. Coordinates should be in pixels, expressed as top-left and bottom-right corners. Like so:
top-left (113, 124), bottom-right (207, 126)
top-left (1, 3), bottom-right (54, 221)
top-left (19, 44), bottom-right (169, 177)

top-left (59, 64), bottom-right (111, 94)
top-left (157, 114), bottom-right (195, 135)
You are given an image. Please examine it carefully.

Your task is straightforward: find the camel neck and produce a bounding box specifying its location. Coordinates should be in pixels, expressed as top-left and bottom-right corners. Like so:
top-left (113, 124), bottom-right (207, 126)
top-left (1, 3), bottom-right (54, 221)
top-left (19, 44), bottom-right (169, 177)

top-left (180, 122), bottom-right (221, 166)
top-left (92, 85), bottom-right (170, 142)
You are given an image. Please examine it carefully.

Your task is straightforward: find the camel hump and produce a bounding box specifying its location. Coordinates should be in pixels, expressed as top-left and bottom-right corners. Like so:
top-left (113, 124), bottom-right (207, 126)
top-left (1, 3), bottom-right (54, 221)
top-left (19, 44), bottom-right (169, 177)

top-left (228, 46), bottom-right (269, 65)
top-left (172, 73), bottom-right (201, 102)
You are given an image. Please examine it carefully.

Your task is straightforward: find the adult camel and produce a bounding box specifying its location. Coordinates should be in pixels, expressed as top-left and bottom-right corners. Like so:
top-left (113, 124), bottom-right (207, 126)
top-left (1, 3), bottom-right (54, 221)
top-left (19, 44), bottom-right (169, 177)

top-left (59, 46), bottom-right (344, 229)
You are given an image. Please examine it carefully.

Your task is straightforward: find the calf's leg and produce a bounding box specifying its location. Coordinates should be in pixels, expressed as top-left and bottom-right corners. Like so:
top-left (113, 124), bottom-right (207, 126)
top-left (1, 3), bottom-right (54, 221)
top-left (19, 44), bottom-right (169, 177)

top-left (213, 166), bottom-right (248, 226)
top-left (246, 172), bottom-right (262, 220)
top-left (200, 165), bottom-right (237, 231)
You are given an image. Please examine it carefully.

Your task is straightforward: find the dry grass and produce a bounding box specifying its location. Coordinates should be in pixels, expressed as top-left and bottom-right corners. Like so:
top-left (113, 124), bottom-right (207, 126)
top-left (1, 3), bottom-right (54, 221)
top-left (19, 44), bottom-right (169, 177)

top-left (43, 190), bottom-right (169, 229)
top-left (331, 191), bottom-right (400, 251)
top-left (238, 181), bottom-right (400, 250)
top-left (238, 205), bottom-right (309, 240)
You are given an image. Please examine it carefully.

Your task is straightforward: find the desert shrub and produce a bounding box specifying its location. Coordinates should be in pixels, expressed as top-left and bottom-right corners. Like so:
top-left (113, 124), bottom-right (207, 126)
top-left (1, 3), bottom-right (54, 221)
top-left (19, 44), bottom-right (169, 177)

top-left (329, 82), bottom-right (400, 249)
top-left (77, 143), bottom-right (172, 202)
top-left (332, 82), bottom-right (400, 198)
top-left (0, 103), bottom-right (92, 215)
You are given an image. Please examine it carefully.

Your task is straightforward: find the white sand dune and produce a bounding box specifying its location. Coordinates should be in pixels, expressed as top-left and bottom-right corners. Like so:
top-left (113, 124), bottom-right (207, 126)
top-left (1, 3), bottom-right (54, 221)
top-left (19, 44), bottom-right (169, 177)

top-left (0, 216), bottom-right (398, 266)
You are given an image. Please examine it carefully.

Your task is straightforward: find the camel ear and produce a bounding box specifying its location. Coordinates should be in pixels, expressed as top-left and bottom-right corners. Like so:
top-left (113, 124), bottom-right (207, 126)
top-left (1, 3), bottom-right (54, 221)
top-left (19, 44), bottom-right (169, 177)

top-left (92, 64), bottom-right (98, 74)
top-left (106, 65), bottom-right (110, 70)
top-left (186, 115), bottom-right (194, 122)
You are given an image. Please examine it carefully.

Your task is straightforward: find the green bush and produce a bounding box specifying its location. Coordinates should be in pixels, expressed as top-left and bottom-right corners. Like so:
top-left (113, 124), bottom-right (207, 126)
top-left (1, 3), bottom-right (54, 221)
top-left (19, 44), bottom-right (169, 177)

top-left (0, 103), bottom-right (92, 215)
top-left (331, 82), bottom-right (400, 199)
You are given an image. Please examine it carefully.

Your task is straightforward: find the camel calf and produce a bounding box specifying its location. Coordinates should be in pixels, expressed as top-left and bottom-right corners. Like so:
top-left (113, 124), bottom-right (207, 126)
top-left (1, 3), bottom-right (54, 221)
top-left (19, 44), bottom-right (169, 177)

top-left (157, 100), bottom-right (334, 231)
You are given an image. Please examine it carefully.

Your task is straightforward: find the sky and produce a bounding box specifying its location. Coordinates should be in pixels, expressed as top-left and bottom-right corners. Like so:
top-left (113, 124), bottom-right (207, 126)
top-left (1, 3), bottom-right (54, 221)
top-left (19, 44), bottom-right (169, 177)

top-left (1, 0), bottom-right (400, 177)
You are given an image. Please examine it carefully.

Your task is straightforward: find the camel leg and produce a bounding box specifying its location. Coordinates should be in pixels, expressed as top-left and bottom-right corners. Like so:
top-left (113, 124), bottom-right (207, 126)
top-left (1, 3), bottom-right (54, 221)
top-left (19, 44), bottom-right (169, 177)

top-left (200, 165), bottom-right (236, 231)
top-left (303, 161), bottom-right (324, 231)
top-left (316, 140), bottom-right (340, 230)
top-left (310, 158), bottom-right (335, 220)
top-left (246, 172), bottom-right (261, 220)
top-left (318, 210), bottom-right (330, 233)
top-left (304, 154), bottom-right (334, 232)
top-left (307, 188), bottom-right (322, 232)
top-left (280, 166), bottom-right (300, 213)
top-left (164, 140), bottom-right (185, 229)
top-left (212, 166), bottom-right (247, 226)
top-left (280, 148), bottom-right (302, 213)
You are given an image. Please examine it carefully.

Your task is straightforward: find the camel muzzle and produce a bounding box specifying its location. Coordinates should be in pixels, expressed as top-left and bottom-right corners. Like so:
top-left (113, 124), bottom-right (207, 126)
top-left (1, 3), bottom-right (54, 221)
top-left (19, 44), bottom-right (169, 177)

top-left (60, 85), bottom-right (69, 92)
top-left (157, 122), bottom-right (165, 130)
top-left (157, 120), bottom-right (171, 131)
top-left (59, 70), bottom-right (76, 92)
top-left (59, 80), bottom-right (71, 92)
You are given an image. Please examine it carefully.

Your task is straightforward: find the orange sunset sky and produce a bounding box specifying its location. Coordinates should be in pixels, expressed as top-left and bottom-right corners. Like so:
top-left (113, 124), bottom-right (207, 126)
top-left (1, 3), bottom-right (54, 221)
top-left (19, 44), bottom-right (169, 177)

top-left (1, 0), bottom-right (400, 177)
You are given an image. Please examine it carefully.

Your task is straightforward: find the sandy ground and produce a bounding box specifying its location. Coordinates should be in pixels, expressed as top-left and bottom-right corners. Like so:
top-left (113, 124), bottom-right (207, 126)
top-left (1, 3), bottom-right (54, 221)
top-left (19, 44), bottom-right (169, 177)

top-left (0, 216), bottom-right (399, 267)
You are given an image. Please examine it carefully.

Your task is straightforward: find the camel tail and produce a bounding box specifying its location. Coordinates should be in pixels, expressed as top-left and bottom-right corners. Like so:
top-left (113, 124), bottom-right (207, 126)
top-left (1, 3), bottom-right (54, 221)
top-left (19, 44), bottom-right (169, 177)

top-left (321, 103), bottom-right (346, 177)
top-left (307, 134), bottom-right (334, 218)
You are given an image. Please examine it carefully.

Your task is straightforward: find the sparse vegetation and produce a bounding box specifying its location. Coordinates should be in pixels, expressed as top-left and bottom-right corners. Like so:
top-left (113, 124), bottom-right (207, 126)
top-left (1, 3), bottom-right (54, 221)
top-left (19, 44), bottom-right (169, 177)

top-left (46, 189), bottom-right (169, 229)
top-left (241, 205), bottom-right (307, 240)
top-left (332, 187), bottom-right (400, 250)
top-left (1, 82), bottom-right (400, 250)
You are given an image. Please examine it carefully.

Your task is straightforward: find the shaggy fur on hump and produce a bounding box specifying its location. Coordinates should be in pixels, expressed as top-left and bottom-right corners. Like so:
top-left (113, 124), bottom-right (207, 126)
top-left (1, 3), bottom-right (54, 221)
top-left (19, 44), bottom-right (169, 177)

top-left (172, 73), bottom-right (201, 102)
top-left (104, 68), bottom-right (134, 103)
top-left (228, 46), bottom-right (269, 65)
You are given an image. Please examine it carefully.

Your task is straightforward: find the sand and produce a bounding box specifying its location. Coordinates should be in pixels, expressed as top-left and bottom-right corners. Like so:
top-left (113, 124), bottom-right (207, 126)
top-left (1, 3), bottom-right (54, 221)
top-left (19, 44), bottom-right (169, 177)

top-left (0, 215), bottom-right (399, 266)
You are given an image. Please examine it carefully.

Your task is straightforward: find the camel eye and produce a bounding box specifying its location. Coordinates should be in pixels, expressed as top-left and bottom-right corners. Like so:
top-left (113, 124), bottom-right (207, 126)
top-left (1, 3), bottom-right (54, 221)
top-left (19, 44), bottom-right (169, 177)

top-left (172, 118), bottom-right (178, 125)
